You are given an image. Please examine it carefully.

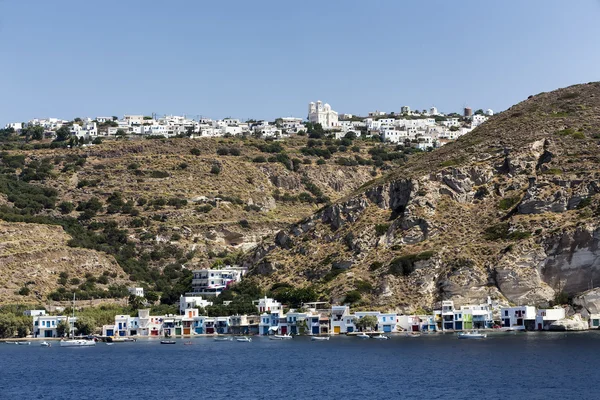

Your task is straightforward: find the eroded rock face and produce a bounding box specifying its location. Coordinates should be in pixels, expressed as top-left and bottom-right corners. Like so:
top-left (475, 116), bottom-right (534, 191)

top-left (574, 288), bottom-right (600, 316)
top-left (542, 227), bottom-right (600, 294)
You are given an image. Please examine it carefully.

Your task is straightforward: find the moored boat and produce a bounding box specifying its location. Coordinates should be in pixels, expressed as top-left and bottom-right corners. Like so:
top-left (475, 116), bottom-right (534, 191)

top-left (236, 336), bottom-right (252, 342)
top-left (311, 336), bottom-right (330, 341)
top-left (40, 341), bottom-right (50, 347)
top-left (60, 294), bottom-right (96, 347)
top-left (60, 339), bottom-right (96, 347)
top-left (160, 340), bottom-right (176, 344)
top-left (17, 341), bottom-right (31, 345)
top-left (458, 330), bottom-right (487, 339)
top-left (214, 336), bottom-right (232, 342)
top-left (270, 334), bottom-right (292, 340)
top-left (356, 333), bottom-right (370, 339)
top-left (371, 335), bottom-right (389, 340)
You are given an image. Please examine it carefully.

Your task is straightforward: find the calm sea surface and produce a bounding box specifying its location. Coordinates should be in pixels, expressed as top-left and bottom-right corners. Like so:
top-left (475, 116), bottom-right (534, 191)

top-left (2, 332), bottom-right (599, 400)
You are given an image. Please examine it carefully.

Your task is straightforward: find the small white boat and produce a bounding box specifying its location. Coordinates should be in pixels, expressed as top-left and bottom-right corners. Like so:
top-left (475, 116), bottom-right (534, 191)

top-left (371, 335), bottom-right (389, 340)
top-left (236, 336), bottom-right (252, 342)
top-left (356, 333), bottom-right (370, 339)
top-left (17, 341), bottom-right (31, 345)
top-left (60, 339), bottom-right (96, 347)
top-left (160, 340), bottom-right (176, 345)
top-left (458, 331), bottom-right (487, 339)
top-left (214, 337), bottom-right (232, 342)
top-left (106, 343), bottom-right (114, 346)
top-left (501, 326), bottom-right (525, 332)
top-left (40, 341), bottom-right (51, 347)
top-left (311, 336), bottom-right (330, 341)
top-left (271, 334), bottom-right (292, 340)
top-left (406, 332), bottom-right (421, 338)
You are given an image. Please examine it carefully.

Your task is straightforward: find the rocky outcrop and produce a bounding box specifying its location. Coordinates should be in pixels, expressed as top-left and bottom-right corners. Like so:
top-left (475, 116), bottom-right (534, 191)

top-left (573, 288), bottom-right (600, 316)
top-left (548, 314), bottom-right (589, 331)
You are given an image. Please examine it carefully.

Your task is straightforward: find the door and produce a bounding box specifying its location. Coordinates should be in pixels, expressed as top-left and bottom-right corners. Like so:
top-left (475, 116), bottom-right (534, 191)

top-left (334, 326), bottom-right (341, 334)
top-left (281, 326), bottom-right (287, 334)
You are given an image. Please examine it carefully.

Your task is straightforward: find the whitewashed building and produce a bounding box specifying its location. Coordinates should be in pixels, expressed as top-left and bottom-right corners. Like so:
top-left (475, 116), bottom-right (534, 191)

top-left (179, 295), bottom-right (213, 314)
top-left (308, 100), bottom-right (339, 129)
top-left (500, 306), bottom-right (537, 330)
top-left (189, 267), bottom-right (247, 297)
top-left (535, 308), bottom-right (566, 330)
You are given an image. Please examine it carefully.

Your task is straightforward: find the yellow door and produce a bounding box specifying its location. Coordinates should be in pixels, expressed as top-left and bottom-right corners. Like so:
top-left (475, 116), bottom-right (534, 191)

top-left (334, 326), bottom-right (341, 334)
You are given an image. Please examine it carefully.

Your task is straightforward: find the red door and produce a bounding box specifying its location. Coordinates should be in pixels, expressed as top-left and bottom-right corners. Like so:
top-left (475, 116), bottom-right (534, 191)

top-left (281, 326), bottom-right (287, 334)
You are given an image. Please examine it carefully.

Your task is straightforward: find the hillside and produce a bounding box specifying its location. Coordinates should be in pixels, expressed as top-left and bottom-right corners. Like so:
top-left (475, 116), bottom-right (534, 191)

top-left (0, 221), bottom-right (126, 304)
top-left (0, 135), bottom-right (396, 304)
top-left (244, 82), bottom-right (600, 313)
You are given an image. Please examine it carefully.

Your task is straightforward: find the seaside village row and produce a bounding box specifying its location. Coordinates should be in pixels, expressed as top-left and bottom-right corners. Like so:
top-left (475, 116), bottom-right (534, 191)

top-left (27, 266), bottom-right (599, 338)
top-left (4, 101), bottom-right (493, 149)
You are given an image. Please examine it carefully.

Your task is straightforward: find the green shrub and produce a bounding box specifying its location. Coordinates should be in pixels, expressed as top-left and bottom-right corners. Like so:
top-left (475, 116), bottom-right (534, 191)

top-left (190, 148), bottom-right (201, 156)
top-left (343, 290), bottom-right (362, 304)
top-left (210, 165), bottom-right (221, 175)
top-left (375, 223), bottom-right (390, 236)
top-left (369, 262), bottom-right (383, 271)
top-left (498, 196), bottom-right (520, 210)
top-left (389, 251), bottom-right (434, 276)
top-left (196, 204), bottom-right (213, 213)
top-left (355, 280), bottom-right (373, 293)
top-left (150, 170), bottom-right (170, 178)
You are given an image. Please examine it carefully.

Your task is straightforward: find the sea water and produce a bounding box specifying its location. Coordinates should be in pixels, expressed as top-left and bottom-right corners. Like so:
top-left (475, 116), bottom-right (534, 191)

top-left (1, 332), bottom-right (598, 400)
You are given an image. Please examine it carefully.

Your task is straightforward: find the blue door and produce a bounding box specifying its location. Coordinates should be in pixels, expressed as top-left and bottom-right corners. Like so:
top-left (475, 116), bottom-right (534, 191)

top-left (383, 325), bottom-right (392, 333)
top-left (455, 321), bottom-right (463, 330)
top-left (312, 326), bottom-right (319, 335)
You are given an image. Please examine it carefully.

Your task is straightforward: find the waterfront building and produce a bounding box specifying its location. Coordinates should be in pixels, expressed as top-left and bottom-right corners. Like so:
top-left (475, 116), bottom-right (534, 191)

top-left (354, 311), bottom-right (398, 333)
top-left (535, 308), bottom-right (566, 330)
top-left (230, 315), bottom-right (260, 335)
top-left (330, 306), bottom-right (354, 334)
top-left (33, 315), bottom-right (75, 338)
top-left (308, 100), bottom-right (339, 129)
top-left (190, 266), bottom-right (247, 297)
top-left (589, 314), bottom-right (600, 329)
top-left (500, 306), bottom-right (537, 330)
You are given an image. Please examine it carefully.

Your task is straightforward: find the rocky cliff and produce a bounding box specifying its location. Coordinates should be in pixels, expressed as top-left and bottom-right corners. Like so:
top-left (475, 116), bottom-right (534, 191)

top-left (245, 82), bottom-right (600, 313)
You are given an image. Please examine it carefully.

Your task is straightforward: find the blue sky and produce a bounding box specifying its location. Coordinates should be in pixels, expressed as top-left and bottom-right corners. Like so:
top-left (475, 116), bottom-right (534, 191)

top-left (1, 0), bottom-right (599, 125)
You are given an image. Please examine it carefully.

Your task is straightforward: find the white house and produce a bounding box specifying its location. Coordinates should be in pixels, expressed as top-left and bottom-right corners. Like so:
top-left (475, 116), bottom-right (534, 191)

top-left (254, 296), bottom-right (282, 314)
top-left (189, 266), bottom-right (247, 297)
top-left (179, 295), bottom-right (213, 314)
top-left (535, 308), bottom-right (566, 330)
top-left (5, 122), bottom-right (23, 131)
top-left (354, 311), bottom-right (397, 333)
top-left (330, 305), bottom-right (354, 334)
top-left (24, 310), bottom-right (46, 317)
top-left (33, 315), bottom-right (74, 338)
top-left (401, 106), bottom-right (411, 114)
top-left (500, 306), bottom-right (537, 330)
top-left (128, 287), bottom-right (144, 297)
top-left (308, 100), bottom-right (339, 129)
top-left (471, 114), bottom-right (488, 127)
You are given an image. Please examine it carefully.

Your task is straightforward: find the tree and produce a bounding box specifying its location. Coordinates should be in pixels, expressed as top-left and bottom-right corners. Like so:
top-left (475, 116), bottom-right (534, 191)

top-left (55, 126), bottom-right (71, 142)
top-left (75, 315), bottom-right (96, 336)
top-left (355, 315), bottom-right (378, 332)
top-left (0, 314), bottom-right (18, 338)
top-left (56, 320), bottom-right (70, 337)
top-left (145, 291), bottom-right (159, 303)
top-left (128, 294), bottom-right (145, 310)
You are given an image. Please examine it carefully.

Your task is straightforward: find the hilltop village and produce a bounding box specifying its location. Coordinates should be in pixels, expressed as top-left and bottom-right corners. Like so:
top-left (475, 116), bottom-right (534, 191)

top-left (4, 101), bottom-right (492, 150)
